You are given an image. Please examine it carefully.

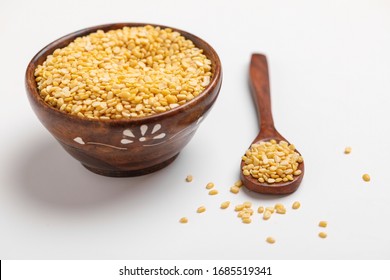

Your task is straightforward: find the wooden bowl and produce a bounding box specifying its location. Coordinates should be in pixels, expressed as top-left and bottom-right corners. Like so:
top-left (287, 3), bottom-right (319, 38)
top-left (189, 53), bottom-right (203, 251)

top-left (25, 23), bottom-right (222, 177)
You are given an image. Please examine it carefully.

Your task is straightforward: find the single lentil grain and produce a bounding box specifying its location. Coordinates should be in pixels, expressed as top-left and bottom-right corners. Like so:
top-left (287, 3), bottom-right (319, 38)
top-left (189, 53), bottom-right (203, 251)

top-left (319, 232), bottom-right (327, 238)
top-left (344, 147), bottom-right (352, 154)
top-left (230, 186), bottom-right (240, 194)
top-left (263, 210), bottom-right (272, 220)
top-left (266, 237), bottom-right (276, 244)
top-left (186, 175), bottom-right (193, 182)
top-left (220, 201), bottom-right (230, 209)
top-left (243, 201), bottom-right (252, 208)
top-left (319, 221), bottom-right (328, 228)
top-left (258, 206), bottom-right (264, 214)
top-left (241, 213), bottom-right (251, 219)
top-left (292, 201), bottom-right (301, 210)
top-left (234, 180), bottom-right (243, 187)
top-left (197, 206), bottom-right (206, 213)
top-left (208, 189), bottom-right (218, 195)
top-left (206, 182), bottom-right (214, 189)
top-left (179, 217), bottom-right (188, 223)
top-left (362, 174), bottom-right (370, 182)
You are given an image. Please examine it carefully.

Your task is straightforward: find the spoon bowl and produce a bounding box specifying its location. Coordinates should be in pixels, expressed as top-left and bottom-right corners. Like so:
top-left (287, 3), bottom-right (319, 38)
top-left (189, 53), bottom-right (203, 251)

top-left (240, 54), bottom-right (304, 194)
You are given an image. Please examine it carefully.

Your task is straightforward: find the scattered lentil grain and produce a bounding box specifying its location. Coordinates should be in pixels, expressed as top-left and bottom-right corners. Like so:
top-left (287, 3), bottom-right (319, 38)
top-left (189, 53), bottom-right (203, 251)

top-left (318, 232), bottom-right (327, 239)
top-left (179, 217), bottom-right (188, 223)
top-left (230, 186), bottom-right (240, 194)
top-left (292, 201), bottom-right (301, 209)
top-left (344, 147), bottom-right (352, 154)
top-left (362, 174), bottom-right (371, 182)
top-left (206, 182), bottom-right (214, 189)
top-left (186, 175), bottom-right (193, 182)
top-left (266, 237), bottom-right (275, 244)
top-left (263, 210), bottom-right (272, 220)
top-left (197, 206), bottom-right (206, 213)
top-left (243, 201), bottom-right (252, 208)
top-left (234, 180), bottom-right (243, 187)
top-left (220, 201), bottom-right (230, 209)
top-left (208, 189), bottom-right (218, 195)
top-left (319, 221), bottom-right (328, 228)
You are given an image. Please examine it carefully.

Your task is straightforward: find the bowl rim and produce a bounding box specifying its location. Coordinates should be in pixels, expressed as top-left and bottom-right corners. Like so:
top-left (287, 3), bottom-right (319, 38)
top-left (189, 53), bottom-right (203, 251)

top-left (25, 22), bottom-right (222, 125)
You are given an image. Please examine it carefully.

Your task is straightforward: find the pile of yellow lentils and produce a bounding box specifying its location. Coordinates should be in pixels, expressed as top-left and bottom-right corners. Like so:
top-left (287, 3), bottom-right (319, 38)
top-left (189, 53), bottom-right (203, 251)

top-left (34, 25), bottom-right (212, 119)
top-left (242, 140), bottom-right (303, 184)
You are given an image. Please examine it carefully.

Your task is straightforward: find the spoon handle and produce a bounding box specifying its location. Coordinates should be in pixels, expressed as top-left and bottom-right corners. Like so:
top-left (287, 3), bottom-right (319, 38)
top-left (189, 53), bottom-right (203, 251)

top-left (249, 54), bottom-right (279, 140)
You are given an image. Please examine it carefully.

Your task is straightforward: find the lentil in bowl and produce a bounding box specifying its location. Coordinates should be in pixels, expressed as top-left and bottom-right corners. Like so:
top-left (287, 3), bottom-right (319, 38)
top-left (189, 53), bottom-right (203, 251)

top-left (34, 25), bottom-right (213, 120)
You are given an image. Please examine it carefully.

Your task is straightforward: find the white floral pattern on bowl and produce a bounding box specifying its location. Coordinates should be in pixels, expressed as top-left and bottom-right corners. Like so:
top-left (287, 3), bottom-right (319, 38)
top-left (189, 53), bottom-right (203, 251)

top-left (121, 124), bottom-right (166, 146)
top-left (72, 117), bottom-right (206, 149)
top-left (73, 123), bottom-right (168, 149)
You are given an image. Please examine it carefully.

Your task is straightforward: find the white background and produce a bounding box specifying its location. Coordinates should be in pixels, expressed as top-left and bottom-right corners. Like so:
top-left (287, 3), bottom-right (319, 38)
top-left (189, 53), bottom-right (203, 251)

top-left (1, 0), bottom-right (389, 259)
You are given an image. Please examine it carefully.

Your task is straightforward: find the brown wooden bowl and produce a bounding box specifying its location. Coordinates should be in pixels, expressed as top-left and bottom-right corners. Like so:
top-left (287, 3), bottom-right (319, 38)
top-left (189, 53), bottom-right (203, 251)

top-left (25, 23), bottom-right (222, 177)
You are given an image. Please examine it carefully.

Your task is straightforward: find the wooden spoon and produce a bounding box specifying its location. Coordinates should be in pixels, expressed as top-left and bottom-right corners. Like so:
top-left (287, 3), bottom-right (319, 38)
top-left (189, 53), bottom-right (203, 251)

top-left (240, 53), bottom-right (304, 194)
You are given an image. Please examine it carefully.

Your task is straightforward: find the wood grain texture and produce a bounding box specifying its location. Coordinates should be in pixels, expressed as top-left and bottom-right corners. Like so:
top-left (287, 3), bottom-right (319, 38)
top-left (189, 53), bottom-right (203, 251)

top-left (240, 53), bottom-right (304, 194)
top-left (25, 23), bottom-right (222, 177)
